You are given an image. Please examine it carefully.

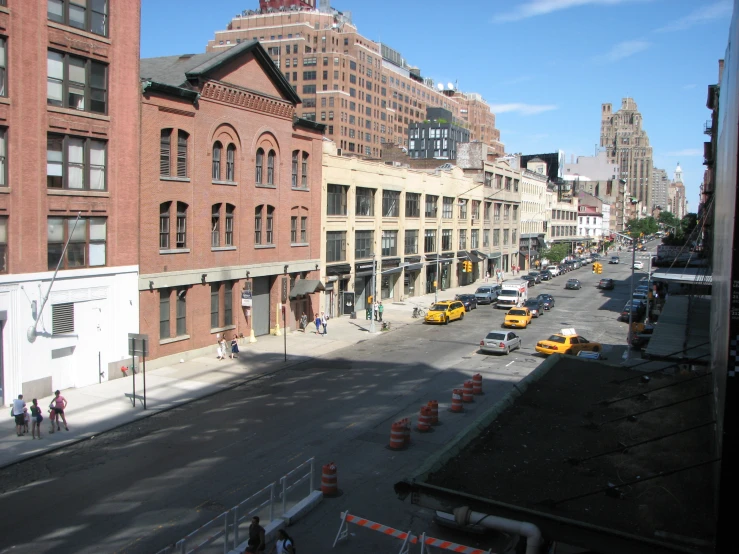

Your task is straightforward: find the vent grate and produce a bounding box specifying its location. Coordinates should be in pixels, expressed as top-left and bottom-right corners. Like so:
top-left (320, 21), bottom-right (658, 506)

top-left (52, 303), bottom-right (75, 335)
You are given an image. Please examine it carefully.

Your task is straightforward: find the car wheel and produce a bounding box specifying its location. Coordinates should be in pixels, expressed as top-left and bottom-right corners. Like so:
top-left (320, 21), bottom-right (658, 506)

top-left (505, 346), bottom-right (510, 355)
top-left (518, 340), bottom-right (523, 350)
top-left (566, 349), bottom-right (573, 355)
top-left (444, 317), bottom-right (449, 325)
top-left (460, 312), bottom-right (464, 320)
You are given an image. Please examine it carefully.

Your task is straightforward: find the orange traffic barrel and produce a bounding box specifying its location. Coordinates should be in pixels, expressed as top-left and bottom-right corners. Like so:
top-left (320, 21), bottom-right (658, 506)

top-left (462, 380), bottom-right (474, 403)
top-left (388, 421), bottom-right (406, 450)
top-left (417, 406), bottom-right (432, 432)
top-left (450, 389), bottom-right (464, 413)
top-left (427, 400), bottom-right (439, 425)
top-left (472, 374), bottom-right (483, 395)
top-left (321, 462), bottom-right (339, 497)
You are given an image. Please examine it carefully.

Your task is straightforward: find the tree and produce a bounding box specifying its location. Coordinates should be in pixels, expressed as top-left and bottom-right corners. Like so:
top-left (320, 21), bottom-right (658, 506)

top-left (625, 216), bottom-right (658, 239)
top-left (658, 211), bottom-right (679, 229)
top-left (681, 213), bottom-right (698, 235)
top-left (539, 243), bottom-right (570, 263)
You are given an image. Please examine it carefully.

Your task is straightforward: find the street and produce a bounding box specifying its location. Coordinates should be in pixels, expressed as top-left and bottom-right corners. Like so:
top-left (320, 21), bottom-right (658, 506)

top-left (0, 250), bottom-right (655, 554)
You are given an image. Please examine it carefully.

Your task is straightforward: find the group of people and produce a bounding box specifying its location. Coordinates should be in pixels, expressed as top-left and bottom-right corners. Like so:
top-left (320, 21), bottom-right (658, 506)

top-left (364, 297), bottom-right (384, 321)
top-left (314, 311), bottom-right (329, 336)
top-left (11, 390), bottom-right (68, 439)
top-left (244, 516), bottom-right (296, 553)
top-left (216, 334), bottom-right (240, 360)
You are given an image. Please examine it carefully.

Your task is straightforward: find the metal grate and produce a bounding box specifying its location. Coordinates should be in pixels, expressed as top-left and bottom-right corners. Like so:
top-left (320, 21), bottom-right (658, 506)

top-left (52, 303), bottom-right (74, 335)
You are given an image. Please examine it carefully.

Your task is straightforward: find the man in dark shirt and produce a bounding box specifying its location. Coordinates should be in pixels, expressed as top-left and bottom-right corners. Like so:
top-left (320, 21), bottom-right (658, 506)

top-left (245, 516), bottom-right (265, 553)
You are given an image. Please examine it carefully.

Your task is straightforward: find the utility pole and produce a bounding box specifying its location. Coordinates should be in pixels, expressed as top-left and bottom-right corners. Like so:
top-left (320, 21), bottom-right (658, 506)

top-left (369, 253), bottom-right (376, 333)
top-left (435, 220), bottom-right (441, 303)
top-left (626, 235), bottom-right (637, 361)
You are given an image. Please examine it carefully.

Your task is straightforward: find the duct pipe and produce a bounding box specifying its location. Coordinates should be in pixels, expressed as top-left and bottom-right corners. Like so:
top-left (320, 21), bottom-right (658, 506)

top-left (453, 506), bottom-right (543, 554)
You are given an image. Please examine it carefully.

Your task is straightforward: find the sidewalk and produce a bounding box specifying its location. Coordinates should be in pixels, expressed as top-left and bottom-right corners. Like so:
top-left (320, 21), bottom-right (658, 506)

top-left (0, 276), bottom-right (500, 469)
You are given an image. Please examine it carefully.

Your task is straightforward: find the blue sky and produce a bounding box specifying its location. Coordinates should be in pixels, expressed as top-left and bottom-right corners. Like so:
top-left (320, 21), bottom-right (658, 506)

top-left (141, 0), bottom-right (734, 211)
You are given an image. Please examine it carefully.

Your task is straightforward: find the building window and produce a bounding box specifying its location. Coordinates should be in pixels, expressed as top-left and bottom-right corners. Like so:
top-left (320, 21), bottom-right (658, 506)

top-left (290, 216), bottom-right (298, 243)
top-left (226, 144), bottom-right (236, 181)
top-left (160, 129), bottom-right (171, 176)
top-left (176, 131), bottom-right (188, 177)
top-left (458, 199), bottom-right (468, 220)
top-left (47, 50), bottom-right (107, 114)
top-left (159, 202), bottom-right (170, 249)
top-left (382, 190), bottom-right (400, 217)
top-left (224, 281), bottom-right (233, 326)
top-left (404, 230), bottom-right (418, 255)
top-left (493, 229), bottom-right (500, 246)
top-left (381, 230), bottom-right (398, 256)
top-left (425, 195), bottom-right (438, 218)
top-left (176, 202), bottom-right (187, 248)
top-left (356, 187), bottom-right (375, 216)
top-left (267, 150), bottom-right (275, 185)
top-left (424, 229), bottom-right (436, 253)
top-left (327, 184), bottom-right (348, 215)
top-left (494, 203), bottom-right (501, 222)
top-left (301, 152), bottom-right (309, 188)
top-left (513, 179), bottom-right (519, 192)
top-left (405, 193), bottom-right (420, 217)
top-left (0, 38), bottom-right (6, 97)
top-left (495, 175), bottom-right (502, 189)
top-left (471, 229), bottom-right (479, 249)
top-left (211, 204), bottom-right (221, 247)
top-left (52, 302), bottom-right (75, 335)
top-left (47, 134), bottom-right (106, 190)
top-left (300, 216), bottom-right (307, 243)
top-left (326, 231), bottom-right (346, 262)
top-left (0, 217), bottom-right (6, 273)
top-left (159, 290), bottom-right (170, 339)
top-left (225, 204), bottom-right (234, 246)
top-left (354, 230), bottom-right (374, 259)
top-left (48, 0), bottom-right (108, 37)
top-left (210, 283), bottom-right (220, 329)
top-left (513, 206), bottom-right (519, 221)
top-left (503, 229), bottom-right (509, 245)
top-left (442, 197), bottom-right (453, 219)
top-left (47, 217), bottom-right (107, 270)
top-left (255, 148), bottom-right (264, 184)
top-left (212, 141), bottom-right (222, 180)
top-left (0, 128), bottom-right (6, 187)
top-left (459, 230), bottom-right (467, 250)
top-left (483, 229), bottom-right (489, 248)
top-left (505, 177), bottom-right (512, 191)
top-left (266, 206), bottom-right (274, 243)
top-left (291, 150), bottom-right (299, 188)
top-left (504, 204), bottom-right (510, 221)
top-left (176, 288), bottom-right (187, 336)
top-left (254, 205), bottom-right (263, 244)
top-left (441, 229), bottom-right (452, 251)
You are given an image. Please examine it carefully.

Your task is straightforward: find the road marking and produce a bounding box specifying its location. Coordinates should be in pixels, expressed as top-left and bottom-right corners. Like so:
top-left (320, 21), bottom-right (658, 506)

top-left (506, 360), bottom-right (515, 367)
top-left (213, 432), bottom-right (256, 454)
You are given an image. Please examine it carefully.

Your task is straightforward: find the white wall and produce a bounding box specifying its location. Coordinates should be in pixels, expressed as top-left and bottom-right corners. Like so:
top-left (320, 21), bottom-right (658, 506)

top-left (0, 266), bottom-right (139, 405)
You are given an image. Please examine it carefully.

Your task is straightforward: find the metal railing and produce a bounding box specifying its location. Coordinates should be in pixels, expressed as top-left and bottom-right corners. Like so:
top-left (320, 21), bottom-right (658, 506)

top-left (156, 458), bottom-right (315, 554)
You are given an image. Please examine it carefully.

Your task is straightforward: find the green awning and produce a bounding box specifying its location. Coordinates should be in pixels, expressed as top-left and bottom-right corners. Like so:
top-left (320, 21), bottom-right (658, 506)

top-left (289, 279), bottom-right (325, 299)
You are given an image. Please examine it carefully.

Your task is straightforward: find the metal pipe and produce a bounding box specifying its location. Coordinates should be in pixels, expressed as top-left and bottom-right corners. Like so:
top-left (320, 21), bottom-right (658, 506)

top-left (269, 482), bottom-right (275, 522)
top-left (453, 506), bottom-right (542, 554)
top-left (370, 253), bottom-right (376, 333)
top-left (626, 236), bottom-right (637, 360)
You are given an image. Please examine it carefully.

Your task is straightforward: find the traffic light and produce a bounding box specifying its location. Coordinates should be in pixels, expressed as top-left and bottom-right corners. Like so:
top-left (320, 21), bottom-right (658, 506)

top-left (462, 260), bottom-right (472, 272)
top-left (594, 262), bottom-right (602, 274)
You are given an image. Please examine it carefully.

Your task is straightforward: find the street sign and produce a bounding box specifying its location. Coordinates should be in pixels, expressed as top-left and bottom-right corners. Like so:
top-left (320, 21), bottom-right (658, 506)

top-left (241, 288), bottom-right (253, 307)
top-left (128, 333), bottom-right (149, 356)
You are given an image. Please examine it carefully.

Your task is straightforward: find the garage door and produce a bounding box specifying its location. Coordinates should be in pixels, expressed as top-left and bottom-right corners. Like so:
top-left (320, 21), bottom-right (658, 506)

top-left (252, 277), bottom-right (271, 336)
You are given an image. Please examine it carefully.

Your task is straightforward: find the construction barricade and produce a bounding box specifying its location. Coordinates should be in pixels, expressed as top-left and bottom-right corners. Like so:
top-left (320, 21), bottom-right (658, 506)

top-left (462, 380), bottom-right (474, 403)
top-left (321, 462), bottom-right (339, 497)
top-left (472, 373), bottom-right (483, 395)
top-left (450, 389), bottom-right (464, 413)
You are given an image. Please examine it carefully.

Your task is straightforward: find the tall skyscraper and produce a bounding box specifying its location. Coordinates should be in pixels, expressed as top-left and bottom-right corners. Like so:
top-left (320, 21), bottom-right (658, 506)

top-left (668, 163), bottom-right (687, 219)
top-left (600, 98), bottom-right (654, 213)
top-left (652, 167), bottom-right (670, 210)
top-left (207, 0), bottom-right (503, 158)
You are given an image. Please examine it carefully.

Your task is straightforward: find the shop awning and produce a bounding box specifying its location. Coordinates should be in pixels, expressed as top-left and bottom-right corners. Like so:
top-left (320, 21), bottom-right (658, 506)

top-left (472, 250), bottom-right (488, 260)
top-left (487, 252), bottom-right (502, 259)
top-left (468, 252), bottom-right (483, 263)
top-left (380, 266), bottom-right (403, 275)
top-left (404, 263), bottom-right (425, 271)
top-left (289, 279), bottom-right (325, 299)
top-left (651, 268), bottom-right (713, 285)
top-left (457, 250), bottom-right (470, 260)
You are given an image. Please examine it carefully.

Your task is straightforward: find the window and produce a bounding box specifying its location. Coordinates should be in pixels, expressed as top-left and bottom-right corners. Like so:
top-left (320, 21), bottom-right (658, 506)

top-left (290, 216), bottom-right (298, 244)
top-left (52, 303), bottom-right (74, 335)
top-left (327, 184), bottom-right (347, 215)
top-left (48, 0), bottom-right (108, 36)
top-left (382, 190), bottom-right (400, 217)
top-left (224, 281), bottom-right (233, 326)
top-left (300, 216), bottom-right (307, 243)
top-left (471, 229), bottom-right (479, 249)
top-left (176, 131), bottom-right (188, 177)
top-left (159, 290), bottom-right (170, 339)
top-left (505, 177), bottom-right (512, 191)
top-left (46, 134), bottom-right (106, 190)
top-left (513, 179), bottom-right (519, 192)
top-left (266, 206), bottom-right (274, 244)
top-left (211, 204), bottom-right (220, 247)
top-left (404, 230), bottom-right (418, 255)
top-left (503, 230), bottom-right (509, 245)
top-left (424, 229), bottom-right (436, 253)
top-left (442, 197), bottom-right (453, 219)
top-left (495, 175), bottom-right (502, 189)
top-left (301, 152), bottom-right (309, 188)
top-left (291, 150), bottom-right (299, 188)
top-left (354, 230), bottom-right (374, 258)
top-left (255, 148), bottom-right (264, 184)
top-left (459, 230), bottom-right (467, 250)
top-left (504, 204), bottom-right (510, 221)
top-left (483, 229), bottom-right (489, 248)
top-left (0, 128), bottom-right (6, 187)
top-left (160, 129), bottom-right (171, 176)
top-left (226, 144), bottom-right (235, 181)
top-left (212, 142), bottom-right (222, 180)
top-left (159, 202), bottom-right (170, 249)
top-left (425, 195), bottom-right (438, 218)
top-left (47, 50), bottom-right (107, 114)
top-left (441, 229), bottom-right (452, 251)
top-left (471, 201), bottom-right (480, 220)
top-left (512, 229), bottom-right (517, 243)
top-left (210, 283), bottom-right (219, 329)
top-left (493, 229), bottom-right (500, 246)
top-left (381, 230), bottom-right (398, 256)
top-left (405, 193), bottom-right (420, 217)
top-left (0, 38), bottom-right (6, 97)
top-left (484, 172), bottom-right (492, 187)
top-left (225, 204), bottom-right (234, 246)
top-left (326, 231), bottom-right (346, 262)
top-left (0, 217), bottom-right (6, 273)
top-left (176, 288), bottom-right (187, 336)
top-left (458, 199), bottom-right (468, 220)
top-left (494, 203), bottom-right (501, 222)
top-left (355, 187), bottom-right (375, 216)
top-left (254, 205), bottom-right (262, 244)
top-left (513, 206), bottom-right (518, 221)
top-left (47, 217), bottom-right (106, 270)
top-left (267, 150), bottom-right (275, 185)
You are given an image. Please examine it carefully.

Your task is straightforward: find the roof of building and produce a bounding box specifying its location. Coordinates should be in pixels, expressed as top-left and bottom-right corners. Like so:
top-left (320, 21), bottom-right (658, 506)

top-left (644, 295), bottom-right (711, 365)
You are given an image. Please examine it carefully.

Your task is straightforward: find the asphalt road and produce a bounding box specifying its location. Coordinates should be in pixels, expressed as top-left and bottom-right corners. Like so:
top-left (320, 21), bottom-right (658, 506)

top-left (0, 248), bottom-right (655, 554)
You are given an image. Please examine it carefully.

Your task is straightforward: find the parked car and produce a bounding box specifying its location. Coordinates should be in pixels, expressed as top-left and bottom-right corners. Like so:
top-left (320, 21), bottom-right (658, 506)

top-left (619, 300), bottom-right (646, 322)
top-left (565, 278), bottom-right (582, 290)
top-left (632, 292), bottom-right (649, 302)
top-left (524, 298), bottom-right (545, 318)
top-left (527, 273), bottom-right (542, 284)
top-left (631, 325), bottom-right (655, 350)
top-left (539, 271), bottom-right (552, 281)
top-left (503, 307), bottom-right (533, 328)
top-left (535, 333), bottom-right (602, 355)
top-left (632, 261), bottom-right (644, 270)
top-left (521, 275), bottom-right (537, 287)
top-left (455, 294), bottom-right (478, 311)
top-left (474, 285), bottom-right (500, 305)
top-left (537, 294), bottom-right (555, 310)
top-left (545, 266), bottom-right (560, 277)
top-left (557, 265), bottom-right (568, 274)
top-left (598, 278), bottom-right (615, 290)
top-left (479, 330), bottom-right (522, 355)
top-left (424, 301), bottom-right (466, 324)
top-left (635, 285), bottom-right (650, 294)
top-left (609, 256), bottom-right (620, 264)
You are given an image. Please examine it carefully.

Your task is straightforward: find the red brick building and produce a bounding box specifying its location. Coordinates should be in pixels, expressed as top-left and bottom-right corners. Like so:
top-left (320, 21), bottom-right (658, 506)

top-left (0, 0), bottom-right (141, 403)
top-left (139, 40), bottom-right (325, 362)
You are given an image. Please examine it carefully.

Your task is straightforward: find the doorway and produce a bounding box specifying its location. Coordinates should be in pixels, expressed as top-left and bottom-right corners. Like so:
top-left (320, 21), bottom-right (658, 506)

top-left (252, 277), bottom-right (271, 336)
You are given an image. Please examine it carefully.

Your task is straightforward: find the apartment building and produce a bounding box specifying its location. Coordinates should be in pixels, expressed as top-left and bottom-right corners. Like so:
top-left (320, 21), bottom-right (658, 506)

top-left (0, 1), bottom-right (141, 403)
top-left (453, 91), bottom-right (503, 154)
top-left (651, 167), bottom-right (670, 210)
top-left (206, 0), bottom-right (502, 158)
top-left (518, 165), bottom-right (549, 270)
top-left (407, 107), bottom-right (469, 160)
top-left (600, 98), bottom-right (654, 213)
top-left (321, 141), bottom-right (519, 317)
top-left (668, 164), bottom-right (687, 219)
top-left (139, 40), bottom-right (324, 362)
top-left (577, 192), bottom-right (609, 244)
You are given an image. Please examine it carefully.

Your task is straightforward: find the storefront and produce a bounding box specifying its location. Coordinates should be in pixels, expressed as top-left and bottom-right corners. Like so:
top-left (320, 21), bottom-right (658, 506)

top-left (354, 261), bottom-right (375, 311)
top-left (326, 263), bottom-right (351, 317)
top-left (487, 252), bottom-right (502, 278)
top-left (440, 254), bottom-right (453, 290)
top-left (403, 256), bottom-right (423, 298)
top-left (424, 255), bottom-right (452, 292)
top-left (472, 250), bottom-right (487, 281)
top-left (381, 258), bottom-right (402, 301)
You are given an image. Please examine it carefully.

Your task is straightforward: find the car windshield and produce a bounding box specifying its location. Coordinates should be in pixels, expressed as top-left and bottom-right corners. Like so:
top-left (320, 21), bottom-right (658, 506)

top-left (475, 288), bottom-right (491, 293)
top-left (508, 310), bottom-right (526, 316)
top-left (499, 290), bottom-right (517, 297)
top-left (525, 300), bottom-right (538, 306)
top-left (546, 335), bottom-right (567, 343)
top-left (568, 280), bottom-right (578, 284)
top-left (485, 332), bottom-right (506, 340)
top-left (538, 295), bottom-right (550, 301)
top-left (458, 295), bottom-right (473, 300)
top-left (429, 304), bottom-right (448, 311)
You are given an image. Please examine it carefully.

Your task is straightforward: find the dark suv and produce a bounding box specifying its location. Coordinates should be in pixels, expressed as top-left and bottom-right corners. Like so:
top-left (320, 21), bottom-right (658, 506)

top-left (598, 278), bottom-right (614, 290)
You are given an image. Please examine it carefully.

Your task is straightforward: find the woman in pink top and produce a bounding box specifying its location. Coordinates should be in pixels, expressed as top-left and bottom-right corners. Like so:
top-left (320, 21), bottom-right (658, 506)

top-left (50, 390), bottom-right (68, 432)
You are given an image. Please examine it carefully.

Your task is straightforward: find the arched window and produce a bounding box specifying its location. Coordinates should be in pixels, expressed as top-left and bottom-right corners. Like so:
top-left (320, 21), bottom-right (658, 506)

top-left (226, 144), bottom-right (236, 181)
top-left (225, 204), bottom-right (235, 246)
top-left (176, 131), bottom-right (188, 177)
top-left (160, 129), bottom-right (172, 176)
top-left (254, 205), bottom-right (263, 244)
top-left (255, 148), bottom-right (264, 184)
top-left (266, 205), bottom-right (275, 243)
top-left (291, 150), bottom-right (299, 188)
top-left (267, 150), bottom-right (275, 185)
top-left (301, 152), bottom-right (309, 188)
top-left (159, 201), bottom-right (171, 249)
top-left (211, 203), bottom-right (221, 247)
top-left (176, 202), bottom-right (188, 248)
top-left (212, 141), bottom-right (222, 180)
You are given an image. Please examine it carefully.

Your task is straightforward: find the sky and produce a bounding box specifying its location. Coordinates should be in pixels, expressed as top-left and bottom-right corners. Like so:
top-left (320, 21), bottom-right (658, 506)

top-left (141, 0), bottom-right (735, 212)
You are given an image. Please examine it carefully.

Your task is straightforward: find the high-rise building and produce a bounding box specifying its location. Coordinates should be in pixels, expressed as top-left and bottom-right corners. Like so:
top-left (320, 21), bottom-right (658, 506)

top-left (652, 167), bottom-right (670, 210)
top-left (600, 98), bottom-right (654, 214)
top-left (0, 0), bottom-right (142, 402)
top-left (407, 108), bottom-right (470, 160)
top-left (668, 163), bottom-right (687, 219)
top-left (207, 1), bottom-right (502, 158)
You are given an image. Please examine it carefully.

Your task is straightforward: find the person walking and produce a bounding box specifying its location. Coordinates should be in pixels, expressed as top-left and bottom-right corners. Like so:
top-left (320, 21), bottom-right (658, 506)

top-left (230, 334), bottom-right (239, 359)
top-left (314, 313), bottom-right (322, 335)
top-left (378, 301), bottom-right (384, 322)
top-left (216, 335), bottom-right (224, 360)
top-left (485, 271), bottom-right (489, 283)
top-left (49, 390), bottom-right (68, 432)
top-left (30, 398), bottom-right (43, 439)
top-left (12, 394), bottom-right (26, 437)
top-left (219, 336), bottom-right (228, 360)
top-left (321, 311), bottom-right (328, 335)
top-left (23, 408), bottom-right (30, 435)
top-left (244, 516), bottom-right (266, 553)
top-left (269, 529), bottom-right (295, 554)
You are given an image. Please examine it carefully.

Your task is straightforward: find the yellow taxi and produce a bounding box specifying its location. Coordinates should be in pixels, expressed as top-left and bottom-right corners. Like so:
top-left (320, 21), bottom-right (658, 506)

top-left (424, 300), bottom-right (466, 325)
top-left (535, 329), bottom-right (602, 355)
top-left (503, 307), bottom-right (533, 328)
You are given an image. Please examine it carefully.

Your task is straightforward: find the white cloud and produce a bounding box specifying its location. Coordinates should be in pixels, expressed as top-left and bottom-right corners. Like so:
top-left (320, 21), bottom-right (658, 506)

top-left (593, 40), bottom-right (650, 63)
top-left (665, 148), bottom-right (703, 157)
top-left (493, 0), bottom-right (649, 23)
top-left (656, 1), bottom-right (732, 33)
top-left (489, 103), bottom-right (558, 116)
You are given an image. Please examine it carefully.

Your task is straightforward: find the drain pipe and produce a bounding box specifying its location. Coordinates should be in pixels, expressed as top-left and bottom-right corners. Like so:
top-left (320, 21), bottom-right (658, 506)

top-left (453, 506), bottom-right (543, 554)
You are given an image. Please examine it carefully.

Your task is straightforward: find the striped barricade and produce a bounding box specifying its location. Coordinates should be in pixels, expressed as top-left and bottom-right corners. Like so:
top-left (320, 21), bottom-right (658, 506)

top-left (333, 510), bottom-right (414, 553)
top-left (418, 532), bottom-right (492, 554)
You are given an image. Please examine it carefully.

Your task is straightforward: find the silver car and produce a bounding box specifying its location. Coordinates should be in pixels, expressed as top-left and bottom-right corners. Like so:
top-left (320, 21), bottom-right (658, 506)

top-left (480, 330), bottom-right (522, 355)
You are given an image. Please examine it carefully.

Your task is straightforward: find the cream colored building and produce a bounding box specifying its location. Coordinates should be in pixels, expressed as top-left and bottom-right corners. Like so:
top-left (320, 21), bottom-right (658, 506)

top-left (545, 188), bottom-right (581, 253)
top-left (519, 165), bottom-right (549, 269)
top-left (320, 141), bottom-right (519, 317)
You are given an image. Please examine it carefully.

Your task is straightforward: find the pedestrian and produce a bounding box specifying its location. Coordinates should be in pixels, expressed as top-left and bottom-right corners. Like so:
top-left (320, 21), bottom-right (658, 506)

top-left (378, 301), bottom-right (384, 322)
top-left (23, 408), bottom-right (30, 435)
top-left (373, 300), bottom-right (379, 321)
top-left (31, 398), bottom-right (43, 439)
top-left (321, 311), bottom-right (328, 335)
top-left (269, 529), bottom-right (295, 554)
top-left (244, 516), bottom-right (266, 553)
top-left (314, 312), bottom-right (322, 335)
top-left (220, 336), bottom-right (228, 360)
top-left (12, 394), bottom-right (26, 437)
top-left (49, 390), bottom-right (68, 432)
top-left (216, 334), bottom-right (224, 360)
top-left (230, 334), bottom-right (239, 359)
top-left (485, 271), bottom-right (489, 283)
